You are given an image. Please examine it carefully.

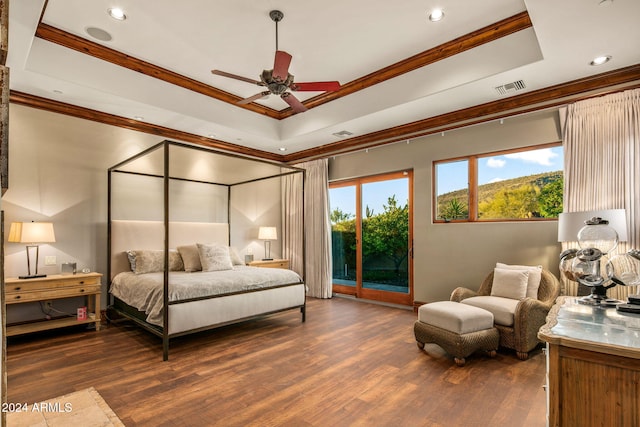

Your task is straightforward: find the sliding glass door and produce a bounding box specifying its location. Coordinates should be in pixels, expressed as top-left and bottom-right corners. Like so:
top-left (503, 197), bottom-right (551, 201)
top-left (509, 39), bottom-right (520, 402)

top-left (330, 171), bottom-right (413, 306)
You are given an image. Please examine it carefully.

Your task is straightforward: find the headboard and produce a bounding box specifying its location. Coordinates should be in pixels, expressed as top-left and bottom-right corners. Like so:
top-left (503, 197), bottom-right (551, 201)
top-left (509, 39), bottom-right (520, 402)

top-left (110, 220), bottom-right (230, 280)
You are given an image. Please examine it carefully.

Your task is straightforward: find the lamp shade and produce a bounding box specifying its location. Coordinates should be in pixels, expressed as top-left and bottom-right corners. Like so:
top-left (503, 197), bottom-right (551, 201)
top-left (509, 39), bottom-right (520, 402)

top-left (8, 222), bottom-right (56, 244)
top-left (558, 209), bottom-right (627, 242)
top-left (258, 226), bottom-right (277, 241)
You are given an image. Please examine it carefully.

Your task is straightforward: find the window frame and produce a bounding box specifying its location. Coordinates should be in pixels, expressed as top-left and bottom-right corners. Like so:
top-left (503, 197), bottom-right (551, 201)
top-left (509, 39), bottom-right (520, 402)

top-left (432, 141), bottom-right (563, 223)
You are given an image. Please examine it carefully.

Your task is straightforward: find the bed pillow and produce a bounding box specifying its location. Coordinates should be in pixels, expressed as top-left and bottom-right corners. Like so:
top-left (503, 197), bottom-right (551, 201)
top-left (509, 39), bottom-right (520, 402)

top-left (126, 250), bottom-right (184, 274)
top-left (490, 268), bottom-right (529, 300)
top-left (496, 262), bottom-right (543, 299)
top-left (229, 247), bottom-right (244, 266)
top-left (197, 243), bottom-right (234, 272)
top-left (177, 244), bottom-right (202, 272)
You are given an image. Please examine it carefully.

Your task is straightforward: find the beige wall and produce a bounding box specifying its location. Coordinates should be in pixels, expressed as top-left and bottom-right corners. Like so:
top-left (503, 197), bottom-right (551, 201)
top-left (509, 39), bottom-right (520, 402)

top-left (329, 110), bottom-right (563, 303)
top-left (3, 103), bottom-right (564, 314)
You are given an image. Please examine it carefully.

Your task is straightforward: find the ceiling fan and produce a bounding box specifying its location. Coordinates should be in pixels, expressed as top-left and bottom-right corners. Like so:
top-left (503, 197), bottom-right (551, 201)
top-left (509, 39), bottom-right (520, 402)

top-left (211, 10), bottom-right (341, 114)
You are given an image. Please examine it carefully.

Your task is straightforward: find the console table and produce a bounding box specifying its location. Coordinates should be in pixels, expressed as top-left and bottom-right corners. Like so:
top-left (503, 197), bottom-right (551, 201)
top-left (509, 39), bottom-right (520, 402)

top-left (5, 272), bottom-right (102, 336)
top-left (538, 296), bottom-right (640, 427)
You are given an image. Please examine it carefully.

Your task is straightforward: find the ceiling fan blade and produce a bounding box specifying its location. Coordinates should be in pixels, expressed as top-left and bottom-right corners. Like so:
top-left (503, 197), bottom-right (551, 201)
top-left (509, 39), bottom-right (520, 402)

top-left (272, 50), bottom-right (292, 82)
top-left (211, 70), bottom-right (261, 86)
top-left (281, 92), bottom-right (308, 113)
top-left (291, 81), bottom-right (341, 92)
top-left (238, 91), bottom-right (270, 105)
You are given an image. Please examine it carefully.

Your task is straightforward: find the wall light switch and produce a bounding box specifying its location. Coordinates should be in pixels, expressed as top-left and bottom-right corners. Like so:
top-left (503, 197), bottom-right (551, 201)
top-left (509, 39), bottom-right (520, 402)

top-left (45, 256), bottom-right (57, 265)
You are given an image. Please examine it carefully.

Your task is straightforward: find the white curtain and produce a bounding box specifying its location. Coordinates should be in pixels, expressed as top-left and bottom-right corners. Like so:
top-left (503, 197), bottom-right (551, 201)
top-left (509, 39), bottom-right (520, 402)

top-left (282, 159), bottom-right (332, 298)
top-left (562, 88), bottom-right (640, 298)
top-left (281, 170), bottom-right (304, 276)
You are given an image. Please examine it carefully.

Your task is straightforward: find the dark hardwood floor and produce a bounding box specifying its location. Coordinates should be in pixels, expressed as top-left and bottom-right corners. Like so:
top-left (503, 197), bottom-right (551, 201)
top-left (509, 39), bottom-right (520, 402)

top-left (6, 297), bottom-right (547, 426)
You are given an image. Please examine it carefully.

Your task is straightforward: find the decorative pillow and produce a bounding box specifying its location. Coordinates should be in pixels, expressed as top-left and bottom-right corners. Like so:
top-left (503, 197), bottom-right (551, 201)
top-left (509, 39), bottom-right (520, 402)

top-left (177, 244), bottom-right (202, 272)
top-left (126, 250), bottom-right (184, 274)
top-left (496, 262), bottom-right (543, 299)
top-left (490, 268), bottom-right (529, 300)
top-left (197, 243), bottom-right (234, 272)
top-left (228, 247), bottom-right (244, 266)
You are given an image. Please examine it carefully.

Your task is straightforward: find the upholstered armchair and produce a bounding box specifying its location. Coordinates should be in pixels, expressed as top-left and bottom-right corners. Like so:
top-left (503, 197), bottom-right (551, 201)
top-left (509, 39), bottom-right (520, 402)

top-left (450, 268), bottom-right (560, 360)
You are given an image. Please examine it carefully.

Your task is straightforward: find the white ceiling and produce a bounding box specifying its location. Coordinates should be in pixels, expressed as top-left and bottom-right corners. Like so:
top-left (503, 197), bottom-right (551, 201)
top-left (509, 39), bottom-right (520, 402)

top-left (7, 0), bottom-right (640, 156)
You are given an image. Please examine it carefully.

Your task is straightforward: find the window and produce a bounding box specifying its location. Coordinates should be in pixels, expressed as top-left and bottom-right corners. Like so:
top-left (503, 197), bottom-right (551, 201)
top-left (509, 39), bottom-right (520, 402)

top-left (330, 171), bottom-right (413, 306)
top-left (434, 143), bottom-right (563, 222)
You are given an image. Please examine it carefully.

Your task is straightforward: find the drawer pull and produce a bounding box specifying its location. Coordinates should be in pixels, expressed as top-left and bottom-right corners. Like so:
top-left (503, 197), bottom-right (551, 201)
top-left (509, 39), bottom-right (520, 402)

top-left (15, 296), bottom-right (21, 300)
top-left (79, 281), bottom-right (85, 284)
top-left (79, 289), bottom-right (85, 293)
top-left (14, 286), bottom-right (21, 291)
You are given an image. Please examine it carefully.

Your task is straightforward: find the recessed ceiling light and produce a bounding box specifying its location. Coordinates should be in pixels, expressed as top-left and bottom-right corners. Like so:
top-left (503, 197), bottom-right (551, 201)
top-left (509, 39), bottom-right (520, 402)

top-left (108, 8), bottom-right (127, 21)
top-left (428, 8), bottom-right (445, 22)
top-left (85, 27), bottom-right (112, 42)
top-left (52, 89), bottom-right (63, 94)
top-left (207, 134), bottom-right (217, 138)
top-left (590, 55), bottom-right (612, 66)
top-left (279, 147), bottom-right (287, 152)
top-left (133, 116), bottom-right (144, 121)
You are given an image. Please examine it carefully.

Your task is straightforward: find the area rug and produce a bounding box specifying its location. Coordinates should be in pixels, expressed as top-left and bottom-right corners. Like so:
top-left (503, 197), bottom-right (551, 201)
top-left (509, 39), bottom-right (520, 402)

top-left (6, 387), bottom-right (124, 427)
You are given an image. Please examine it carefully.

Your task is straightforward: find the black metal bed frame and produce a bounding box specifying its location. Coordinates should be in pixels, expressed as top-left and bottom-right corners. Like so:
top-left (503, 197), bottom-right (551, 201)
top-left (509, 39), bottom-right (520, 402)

top-left (107, 140), bottom-right (306, 361)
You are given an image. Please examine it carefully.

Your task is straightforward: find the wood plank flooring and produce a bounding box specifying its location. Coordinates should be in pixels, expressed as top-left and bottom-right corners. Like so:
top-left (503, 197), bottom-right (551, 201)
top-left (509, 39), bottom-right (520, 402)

top-left (6, 297), bottom-right (547, 426)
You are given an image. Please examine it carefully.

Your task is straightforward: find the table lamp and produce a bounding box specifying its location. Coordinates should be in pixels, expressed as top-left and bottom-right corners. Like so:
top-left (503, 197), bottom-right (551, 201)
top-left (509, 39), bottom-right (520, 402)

top-left (8, 221), bottom-right (56, 279)
top-left (258, 226), bottom-right (277, 260)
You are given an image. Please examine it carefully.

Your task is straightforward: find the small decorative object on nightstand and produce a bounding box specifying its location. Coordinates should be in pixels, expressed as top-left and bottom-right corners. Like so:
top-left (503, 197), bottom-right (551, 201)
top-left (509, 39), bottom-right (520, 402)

top-left (5, 272), bottom-right (102, 336)
top-left (248, 259), bottom-right (290, 269)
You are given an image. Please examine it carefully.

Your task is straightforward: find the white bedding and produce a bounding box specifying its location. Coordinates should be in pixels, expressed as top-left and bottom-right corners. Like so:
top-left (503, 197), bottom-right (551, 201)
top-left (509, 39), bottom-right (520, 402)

top-left (110, 266), bottom-right (302, 326)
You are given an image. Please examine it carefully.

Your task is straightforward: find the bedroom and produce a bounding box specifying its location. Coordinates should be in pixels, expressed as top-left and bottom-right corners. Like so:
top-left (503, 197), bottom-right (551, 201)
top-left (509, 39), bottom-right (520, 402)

top-left (2, 0), bottom-right (640, 426)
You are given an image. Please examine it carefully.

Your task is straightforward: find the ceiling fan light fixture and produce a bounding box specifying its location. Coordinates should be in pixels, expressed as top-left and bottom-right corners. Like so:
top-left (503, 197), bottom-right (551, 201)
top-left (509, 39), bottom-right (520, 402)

top-left (428, 8), bottom-right (445, 22)
top-left (590, 55), bottom-right (611, 66)
top-left (108, 8), bottom-right (127, 21)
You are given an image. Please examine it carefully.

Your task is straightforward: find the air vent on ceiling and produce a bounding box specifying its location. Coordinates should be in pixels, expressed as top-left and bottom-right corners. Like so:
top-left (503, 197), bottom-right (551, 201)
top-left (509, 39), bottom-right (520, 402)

top-left (332, 130), bottom-right (354, 138)
top-left (494, 80), bottom-right (526, 96)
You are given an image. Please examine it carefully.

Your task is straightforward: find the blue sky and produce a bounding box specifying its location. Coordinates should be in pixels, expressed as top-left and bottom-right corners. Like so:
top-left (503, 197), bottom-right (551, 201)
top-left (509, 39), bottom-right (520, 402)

top-left (329, 178), bottom-right (409, 219)
top-left (437, 146), bottom-right (563, 195)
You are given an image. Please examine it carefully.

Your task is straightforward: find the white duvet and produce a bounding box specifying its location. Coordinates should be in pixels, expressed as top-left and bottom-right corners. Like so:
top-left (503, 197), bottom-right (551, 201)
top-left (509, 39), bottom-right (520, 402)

top-left (110, 266), bottom-right (302, 326)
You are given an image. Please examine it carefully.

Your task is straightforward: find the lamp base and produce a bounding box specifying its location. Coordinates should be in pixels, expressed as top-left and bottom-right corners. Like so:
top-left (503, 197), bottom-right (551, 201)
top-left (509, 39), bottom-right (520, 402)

top-left (577, 292), bottom-right (622, 307)
top-left (18, 274), bottom-right (47, 280)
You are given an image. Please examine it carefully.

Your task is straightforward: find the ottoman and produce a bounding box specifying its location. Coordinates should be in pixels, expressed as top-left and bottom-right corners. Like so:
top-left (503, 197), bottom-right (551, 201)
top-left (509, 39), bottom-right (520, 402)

top-left (414, 301), bottom-right (499, 366)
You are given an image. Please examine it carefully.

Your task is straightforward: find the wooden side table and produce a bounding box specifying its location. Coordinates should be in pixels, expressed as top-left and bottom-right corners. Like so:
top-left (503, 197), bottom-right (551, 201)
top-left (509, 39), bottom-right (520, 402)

top-left (247, 259), bottom-right (290, 269)
top-left (5, 272), bottom-right (102, 336)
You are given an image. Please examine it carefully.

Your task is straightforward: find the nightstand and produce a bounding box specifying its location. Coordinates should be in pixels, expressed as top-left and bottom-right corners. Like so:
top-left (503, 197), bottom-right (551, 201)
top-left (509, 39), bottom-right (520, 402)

top-left (248, 259), bottom-right (290, 269)
top-left (5, 272), bottom-right (102, 336)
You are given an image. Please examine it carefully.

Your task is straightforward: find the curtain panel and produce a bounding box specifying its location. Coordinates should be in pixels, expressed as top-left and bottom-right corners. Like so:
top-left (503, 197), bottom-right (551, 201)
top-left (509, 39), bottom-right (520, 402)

top-left (282, 159), bottom-right (332, 298)
top-left (562, 88), bottom-right (640, 298)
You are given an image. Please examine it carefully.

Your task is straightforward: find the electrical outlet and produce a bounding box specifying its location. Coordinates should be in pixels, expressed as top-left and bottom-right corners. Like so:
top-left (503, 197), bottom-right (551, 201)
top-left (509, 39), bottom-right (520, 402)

top-left (44, 300), bottom-right (53, 310)
top-left (45, 256), bottom-right (57, 266)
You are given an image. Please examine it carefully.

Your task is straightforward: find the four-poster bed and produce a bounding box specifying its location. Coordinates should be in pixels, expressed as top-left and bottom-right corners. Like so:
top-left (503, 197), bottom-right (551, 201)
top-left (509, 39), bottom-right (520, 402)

top-left (107, 140), bottom-right (306, 360)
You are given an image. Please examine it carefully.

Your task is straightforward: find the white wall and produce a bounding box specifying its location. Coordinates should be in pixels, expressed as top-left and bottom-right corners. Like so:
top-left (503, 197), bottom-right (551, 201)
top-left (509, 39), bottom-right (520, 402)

top-left (329, 110), bottom-right (563, 303)
top-left (230, 178), bottom-right (282, 261)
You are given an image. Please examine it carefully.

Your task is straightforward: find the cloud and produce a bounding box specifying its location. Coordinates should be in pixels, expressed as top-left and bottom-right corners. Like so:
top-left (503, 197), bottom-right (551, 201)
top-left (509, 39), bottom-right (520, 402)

top-left (489, 177), bottom-right (505, 183)
top-left (504, 148), bottom-right (559, 166)
top-left (486, 157), bottom-right (506, 168)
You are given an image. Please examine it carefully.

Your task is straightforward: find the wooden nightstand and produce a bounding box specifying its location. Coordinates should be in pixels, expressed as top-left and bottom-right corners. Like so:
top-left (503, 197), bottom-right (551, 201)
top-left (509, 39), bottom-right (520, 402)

top-left (5, 272), bottom-right (102, 336)
top-left (248, 259), bottom-right (290, 269)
